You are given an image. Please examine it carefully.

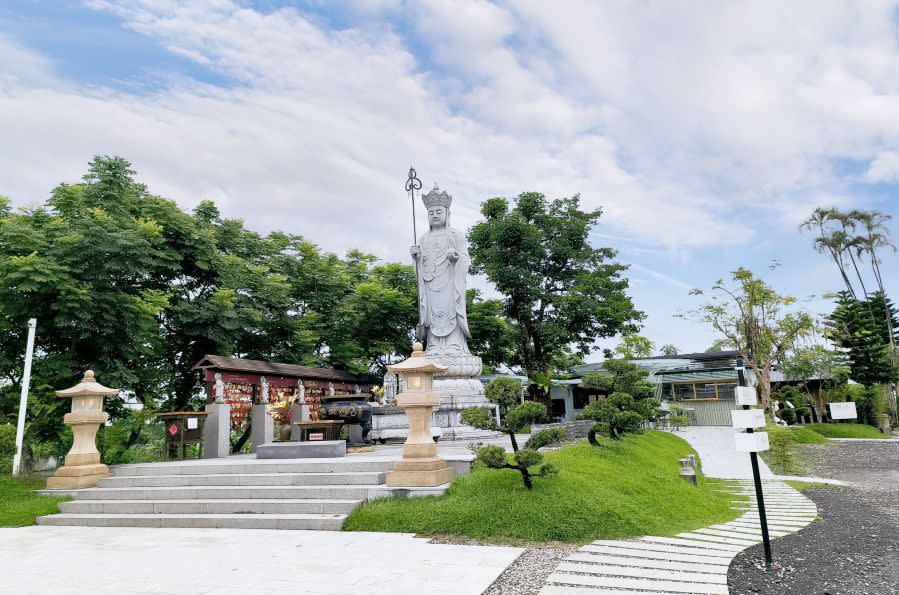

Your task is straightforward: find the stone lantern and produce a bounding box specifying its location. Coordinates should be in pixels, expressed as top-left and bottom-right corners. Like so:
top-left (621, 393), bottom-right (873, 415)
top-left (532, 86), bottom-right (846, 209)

top-left (386, 343), bottom-right (454, 487)
top-left (46, 370), bottom-right (119, 489)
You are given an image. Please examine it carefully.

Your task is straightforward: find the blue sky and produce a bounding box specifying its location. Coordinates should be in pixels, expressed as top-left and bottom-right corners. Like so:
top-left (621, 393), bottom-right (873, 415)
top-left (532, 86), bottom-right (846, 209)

top-left (1, 0), bottom-right (897, 358)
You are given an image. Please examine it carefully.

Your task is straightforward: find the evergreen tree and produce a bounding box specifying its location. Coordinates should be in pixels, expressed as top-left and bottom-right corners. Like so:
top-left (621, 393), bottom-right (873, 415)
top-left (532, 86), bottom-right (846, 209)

top-left (827, 291), bottom-right (898, 387)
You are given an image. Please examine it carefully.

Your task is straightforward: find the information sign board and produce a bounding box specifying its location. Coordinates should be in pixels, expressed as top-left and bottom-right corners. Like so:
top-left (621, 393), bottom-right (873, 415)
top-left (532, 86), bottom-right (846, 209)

top-left (829, 401), bottom-right (858, 420)
top-left (731, 408), bottom-right (765, 429)
top-left (735, 431), bottom-right (770, 452)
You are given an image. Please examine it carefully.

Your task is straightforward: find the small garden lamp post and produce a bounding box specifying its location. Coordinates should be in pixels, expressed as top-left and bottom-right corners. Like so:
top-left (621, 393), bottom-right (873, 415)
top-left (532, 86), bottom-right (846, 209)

top-left (732, 357), bottom-right (772, 567)
top-left (46, 370), bottom-right (119, 490)
top-left (385, 342), bottom-right (454, 487)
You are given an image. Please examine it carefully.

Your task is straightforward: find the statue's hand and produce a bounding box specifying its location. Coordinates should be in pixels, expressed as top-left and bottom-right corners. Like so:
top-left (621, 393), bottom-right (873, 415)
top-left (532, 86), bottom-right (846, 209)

top-left (447, 249), bottom-right (459, 262)
top-left (410, 245), bottom-right (420, 257)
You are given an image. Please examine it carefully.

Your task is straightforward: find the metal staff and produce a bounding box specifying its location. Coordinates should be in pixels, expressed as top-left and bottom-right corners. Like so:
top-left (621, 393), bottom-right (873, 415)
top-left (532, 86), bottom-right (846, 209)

top-left (405, 166), bottom-right (422, 244)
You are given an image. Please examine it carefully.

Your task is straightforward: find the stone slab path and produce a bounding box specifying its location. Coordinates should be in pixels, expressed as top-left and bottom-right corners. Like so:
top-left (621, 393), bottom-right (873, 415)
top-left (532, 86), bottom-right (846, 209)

top-left (0, 526), bottom-right (523, 594)
top-left (539, 480), bottom-right (817, 594)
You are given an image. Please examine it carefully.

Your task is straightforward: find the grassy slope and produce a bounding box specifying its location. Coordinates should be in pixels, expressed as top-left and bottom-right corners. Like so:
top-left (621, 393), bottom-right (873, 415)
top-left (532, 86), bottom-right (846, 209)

top-left (803, 423), bottom-right (888, 439)
top-left (0, 475), bottom-right (66, 527)
top-left (344, 430), bottom-right (738, 543)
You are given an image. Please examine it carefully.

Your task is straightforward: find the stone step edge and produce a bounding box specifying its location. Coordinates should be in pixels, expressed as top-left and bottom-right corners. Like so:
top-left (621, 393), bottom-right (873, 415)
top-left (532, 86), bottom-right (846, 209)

top-left (106, 471), bottom-right (386, 480)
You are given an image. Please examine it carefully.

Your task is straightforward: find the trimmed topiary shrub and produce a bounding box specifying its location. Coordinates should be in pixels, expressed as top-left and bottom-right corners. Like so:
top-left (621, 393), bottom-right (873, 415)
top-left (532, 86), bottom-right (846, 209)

top-left (577, 360), bottom-right (662, 445)
top-left (461, 395), bottom-right (560, 489)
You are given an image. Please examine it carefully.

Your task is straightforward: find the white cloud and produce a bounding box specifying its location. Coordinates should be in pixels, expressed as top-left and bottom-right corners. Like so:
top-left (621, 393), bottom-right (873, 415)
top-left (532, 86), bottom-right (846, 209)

top-left (866, 150), bottom-right (899, 182)
top-left (2, 0), bottom-right (899, 353)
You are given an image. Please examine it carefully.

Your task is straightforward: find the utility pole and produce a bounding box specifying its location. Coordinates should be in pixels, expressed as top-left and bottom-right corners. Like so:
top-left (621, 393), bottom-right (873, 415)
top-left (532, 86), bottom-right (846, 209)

top-left (12, 318), bottom-right (37, 476)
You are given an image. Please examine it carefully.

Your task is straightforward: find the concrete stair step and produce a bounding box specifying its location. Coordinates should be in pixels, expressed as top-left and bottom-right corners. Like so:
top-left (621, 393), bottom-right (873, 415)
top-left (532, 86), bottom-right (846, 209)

top-left (109, 460), bottom-right (395, 476)
top-left (59, 498), bottom-right (362, 515)
top-left (68, 485), bottom-right (383, 500)
top-left (98, 471), bottom-right (385, 488)
top-left (36, 513), bottom-right (346, 530)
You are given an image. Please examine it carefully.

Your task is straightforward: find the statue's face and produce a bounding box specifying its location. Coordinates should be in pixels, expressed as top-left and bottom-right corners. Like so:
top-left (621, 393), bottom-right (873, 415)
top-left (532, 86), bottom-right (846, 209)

top-left (428, 206), bottom-right (447, 228)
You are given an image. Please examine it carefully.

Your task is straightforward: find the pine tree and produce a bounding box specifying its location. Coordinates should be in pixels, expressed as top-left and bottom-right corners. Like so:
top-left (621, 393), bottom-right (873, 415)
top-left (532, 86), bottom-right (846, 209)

top-left (827, 291), bottom-right (898, 387)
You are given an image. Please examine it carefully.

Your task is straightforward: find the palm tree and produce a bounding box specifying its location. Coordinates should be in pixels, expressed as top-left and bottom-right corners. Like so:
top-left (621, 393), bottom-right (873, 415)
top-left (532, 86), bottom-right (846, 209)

top-left (800, 208), bottom-right (857, 298)
top-left (830, 209), bottom-right (868, 297)
top-left (851, 209), bottom-right (896, 294)
top-left (852, 209), bottom-right (898, 422)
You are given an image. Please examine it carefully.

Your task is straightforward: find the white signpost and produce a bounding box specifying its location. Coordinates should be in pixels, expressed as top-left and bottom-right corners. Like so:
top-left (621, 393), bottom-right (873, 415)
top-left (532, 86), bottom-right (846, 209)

top-left (829, 401), bottom-right (858, 420)
top-left (12, 319), bottom-right (37, 476)
top-left (732, 358), bottom-right (772, 566)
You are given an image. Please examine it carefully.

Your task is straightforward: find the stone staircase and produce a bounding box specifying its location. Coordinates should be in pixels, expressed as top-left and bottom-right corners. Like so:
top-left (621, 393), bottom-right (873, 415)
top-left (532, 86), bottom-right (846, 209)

top-left (36, 458), bottom-right (397, 530)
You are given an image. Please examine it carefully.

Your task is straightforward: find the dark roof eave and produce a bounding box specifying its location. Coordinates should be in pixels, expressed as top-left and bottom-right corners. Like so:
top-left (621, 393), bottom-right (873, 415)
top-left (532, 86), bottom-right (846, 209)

top-left (192, 355), bottom-right (371, 383)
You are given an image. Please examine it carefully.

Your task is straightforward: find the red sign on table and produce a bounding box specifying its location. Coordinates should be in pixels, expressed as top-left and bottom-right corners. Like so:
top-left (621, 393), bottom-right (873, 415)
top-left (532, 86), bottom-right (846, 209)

top-left (308, 432), bottom-right (324, 441)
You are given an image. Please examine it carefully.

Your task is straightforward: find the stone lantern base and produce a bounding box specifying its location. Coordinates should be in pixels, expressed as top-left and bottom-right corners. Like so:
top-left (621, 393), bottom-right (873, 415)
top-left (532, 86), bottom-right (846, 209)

top-left (386, 457), bottom-right (454, 487)
top-left (385, 388), bottom-right (454, 487)
top-left (46, 461), bottom-right (110, 490)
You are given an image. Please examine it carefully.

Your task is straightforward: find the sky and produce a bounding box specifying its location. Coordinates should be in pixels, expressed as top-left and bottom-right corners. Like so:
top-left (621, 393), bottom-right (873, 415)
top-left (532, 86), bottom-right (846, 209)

top-left (1, 0), bottom-right (898, 361)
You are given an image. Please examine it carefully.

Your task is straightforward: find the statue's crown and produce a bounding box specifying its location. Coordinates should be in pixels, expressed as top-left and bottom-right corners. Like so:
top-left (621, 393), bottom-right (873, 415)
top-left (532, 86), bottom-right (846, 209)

top-left (422, 184), bottom-right (452, 209)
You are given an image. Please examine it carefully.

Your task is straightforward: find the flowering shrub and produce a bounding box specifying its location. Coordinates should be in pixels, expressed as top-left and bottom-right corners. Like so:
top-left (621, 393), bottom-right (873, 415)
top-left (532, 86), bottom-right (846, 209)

top-left (266, 390), bottom-right (294, 424)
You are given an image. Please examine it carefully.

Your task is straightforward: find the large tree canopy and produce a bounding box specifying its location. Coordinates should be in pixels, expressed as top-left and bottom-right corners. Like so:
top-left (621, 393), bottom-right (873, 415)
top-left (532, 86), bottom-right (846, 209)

top-left (468, 192), bottom-right (642, 393)
top-left (0, 156), bottom-right (426, 459)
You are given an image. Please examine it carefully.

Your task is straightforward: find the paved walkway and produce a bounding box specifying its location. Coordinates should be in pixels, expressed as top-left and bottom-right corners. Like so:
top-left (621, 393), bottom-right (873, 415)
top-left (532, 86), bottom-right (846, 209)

top-left (539, 480), bottom-right (817, 594)
top-left (673, 427), bottom-right (774, 480)
top-left (0, 526), bottom-right (523, 594)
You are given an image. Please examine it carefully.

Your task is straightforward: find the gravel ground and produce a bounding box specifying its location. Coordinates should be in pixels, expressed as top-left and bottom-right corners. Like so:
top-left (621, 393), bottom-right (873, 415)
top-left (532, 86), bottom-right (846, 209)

top-left (728, 440), bottom-right (899, 595)
top-left (483, 543), bottom-right (578, 595)
top-left (424, 535), bottom-right (576, 595)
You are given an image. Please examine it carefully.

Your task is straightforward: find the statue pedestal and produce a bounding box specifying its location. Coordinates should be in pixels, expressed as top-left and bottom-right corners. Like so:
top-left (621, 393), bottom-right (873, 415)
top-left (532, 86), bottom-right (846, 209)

top-left (202, 403), bottom-right (231, 458)
top-left (386, 392), bottom-right (453, 487)
top-left (250, 404), bottom-right (274, 453)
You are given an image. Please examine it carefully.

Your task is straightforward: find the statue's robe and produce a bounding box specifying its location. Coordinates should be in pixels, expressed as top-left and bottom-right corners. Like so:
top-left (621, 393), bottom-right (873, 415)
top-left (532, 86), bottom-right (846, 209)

top-left (415, 225), bottom-right (471, 357)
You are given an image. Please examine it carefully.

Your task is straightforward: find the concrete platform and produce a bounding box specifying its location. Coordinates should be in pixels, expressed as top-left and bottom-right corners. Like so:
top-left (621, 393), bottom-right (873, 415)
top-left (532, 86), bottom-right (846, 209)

top-left (0, 526), bottom-right (524, 594)
top-left (256, 440), bottom-right (346, 459)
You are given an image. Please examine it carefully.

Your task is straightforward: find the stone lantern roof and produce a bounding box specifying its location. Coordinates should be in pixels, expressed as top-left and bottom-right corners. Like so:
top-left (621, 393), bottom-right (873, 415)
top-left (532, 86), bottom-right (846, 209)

top-left (387, 343), bottom-right (448, 375)
top-left (55, 370), bottom-right (120, 398)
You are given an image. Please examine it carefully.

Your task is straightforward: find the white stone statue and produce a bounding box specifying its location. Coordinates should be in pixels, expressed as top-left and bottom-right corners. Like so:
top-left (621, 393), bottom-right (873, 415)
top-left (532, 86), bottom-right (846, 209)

top-left (214, 372), bottom-right (225, 404)
top-left (259, 376), bottom-right (270, 404)
top-left (297, 379), bottom-right (305, 403)
top-left (383, 371), bottom-right (398, 405)
top-left (410, 185), bottom-right (472, 359)
top-left (328, 382), bottom-right (335, 396)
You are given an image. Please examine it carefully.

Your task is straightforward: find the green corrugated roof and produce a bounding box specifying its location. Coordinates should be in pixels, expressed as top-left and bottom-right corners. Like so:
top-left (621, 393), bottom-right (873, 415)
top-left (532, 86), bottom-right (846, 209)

top-left (654, 369), bottom-right (739, 383)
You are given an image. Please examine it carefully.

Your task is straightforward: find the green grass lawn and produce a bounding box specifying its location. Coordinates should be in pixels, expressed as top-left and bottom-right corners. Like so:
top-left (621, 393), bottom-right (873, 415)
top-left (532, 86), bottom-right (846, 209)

top-left (0, 475), bottom-right (67, 527)
top-left (803, 423), bottom-right (888, 439)
top-left (344, 430), bottom-right (739, 543)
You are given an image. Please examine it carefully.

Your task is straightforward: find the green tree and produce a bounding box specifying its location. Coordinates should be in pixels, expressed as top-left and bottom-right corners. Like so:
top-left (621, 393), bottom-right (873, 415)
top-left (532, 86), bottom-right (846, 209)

top-left (612, 333), bottom-right (655, 359)
top-left (577, 359), bottom-right (660, 444)
top-left (778, 343), bottom-right (842, 420)
top-left (468, 192), bottom-right (642, 410)
top-left (461, 379), bottom-right (560, 489)
top-left (826, 291), bottom-right (898, 388)
top-left (466, 290), bottom-right (515, 371)
top-left (659, 344), bottom-right (679, 357)
top-left (0, 156), bottom-right (426, 464)
top-left (683, 268), bottom-right (814, 410)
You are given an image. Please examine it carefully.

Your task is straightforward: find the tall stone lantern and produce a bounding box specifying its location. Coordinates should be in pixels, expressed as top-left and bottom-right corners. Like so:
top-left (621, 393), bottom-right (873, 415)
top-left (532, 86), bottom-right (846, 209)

top-left (386, 343), bottom-right (454, 487)
top-left (46, 370), bottom-right (119, 489)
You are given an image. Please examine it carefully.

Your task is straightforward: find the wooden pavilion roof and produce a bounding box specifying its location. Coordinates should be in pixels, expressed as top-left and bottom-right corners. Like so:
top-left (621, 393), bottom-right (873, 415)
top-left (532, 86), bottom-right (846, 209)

top-left (192, 354), bottom-right (366, 384)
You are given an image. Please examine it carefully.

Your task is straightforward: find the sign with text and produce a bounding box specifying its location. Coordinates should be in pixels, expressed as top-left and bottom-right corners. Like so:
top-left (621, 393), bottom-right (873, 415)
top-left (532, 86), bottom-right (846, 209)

top-left (187, 417), bottom-right (199, 430)
top-left (829, 401), bottom-right (858, 420)
top-left (309, 432), bottom-right (324, 441)
top-left (735, 386), bottom-right (757, 406)
top-left (735, 431), bottom-right (770, 452)
top-left (731, 408), bottom-right (765, 429)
